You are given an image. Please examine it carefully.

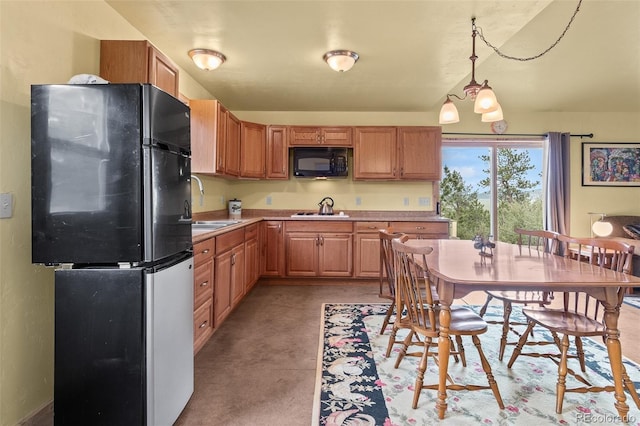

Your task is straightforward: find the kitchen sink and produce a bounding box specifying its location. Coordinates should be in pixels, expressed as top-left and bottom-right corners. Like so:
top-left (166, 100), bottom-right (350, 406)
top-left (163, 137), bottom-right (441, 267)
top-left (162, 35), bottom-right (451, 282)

top-left (192, 220), bottom-right (242, 230)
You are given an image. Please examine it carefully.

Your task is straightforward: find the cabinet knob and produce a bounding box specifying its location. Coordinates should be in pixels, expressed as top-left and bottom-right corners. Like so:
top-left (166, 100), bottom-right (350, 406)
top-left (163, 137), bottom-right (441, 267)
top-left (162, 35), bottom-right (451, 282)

top-left (200, 281), bottom-right (209, 287)
top-left (199, 321), bottom-right (208, 329)
top-left (202, 248), bottom-right (210, 254)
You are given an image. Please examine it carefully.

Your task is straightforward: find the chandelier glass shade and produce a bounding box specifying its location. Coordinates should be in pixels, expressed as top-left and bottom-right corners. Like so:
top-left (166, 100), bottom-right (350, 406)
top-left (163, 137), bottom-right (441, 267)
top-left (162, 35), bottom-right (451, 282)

top-left (323, 50), bottom-right (359, 72)
top-left (188, 49), bottom-right (226, 71)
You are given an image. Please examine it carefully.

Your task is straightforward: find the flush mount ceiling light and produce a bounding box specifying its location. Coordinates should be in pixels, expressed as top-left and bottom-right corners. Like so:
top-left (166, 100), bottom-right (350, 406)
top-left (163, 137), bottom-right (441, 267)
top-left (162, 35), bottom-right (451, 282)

top-left (439, 0), bottom-right (583, 126)
top-left (188, 49), bottom-right (226, 71)
top-left (323, 50), bottom-right (359, 72)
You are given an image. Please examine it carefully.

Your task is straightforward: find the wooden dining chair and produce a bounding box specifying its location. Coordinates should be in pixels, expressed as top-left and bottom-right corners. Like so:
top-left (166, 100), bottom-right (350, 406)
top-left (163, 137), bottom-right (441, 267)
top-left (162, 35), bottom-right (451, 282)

top-left (391, 236), bottom-right (504, 411)
top-left (507, 235), bottom-right (640, 414)
top-left (478, 229), bottom-right (560, 360)
top-left (378, 228), bottom-right (404, 335)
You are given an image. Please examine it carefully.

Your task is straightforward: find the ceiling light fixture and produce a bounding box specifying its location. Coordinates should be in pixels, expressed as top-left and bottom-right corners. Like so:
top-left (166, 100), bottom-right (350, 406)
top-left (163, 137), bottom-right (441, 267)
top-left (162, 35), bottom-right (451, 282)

top-left (188, 49), bottom-right (226, 71)
top-left (439, 18), bottom-right (501, 125)
top-left (440, 1), bottom-right (583, 126)
top-left (323, 50), bottom-right (359, 72)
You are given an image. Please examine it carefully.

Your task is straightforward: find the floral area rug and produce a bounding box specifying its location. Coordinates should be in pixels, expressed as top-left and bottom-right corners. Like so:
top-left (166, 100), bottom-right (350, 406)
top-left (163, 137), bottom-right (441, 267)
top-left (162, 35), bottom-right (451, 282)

top-left (312, 303), bottom-right (640, 425)
top-left (624, 295), bottom-right (640, 309)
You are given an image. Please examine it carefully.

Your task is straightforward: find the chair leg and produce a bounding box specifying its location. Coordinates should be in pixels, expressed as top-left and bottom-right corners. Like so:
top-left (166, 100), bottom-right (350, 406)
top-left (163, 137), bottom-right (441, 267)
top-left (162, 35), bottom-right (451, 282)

top-left (385, 322), bottom-right (400, 358)
top-left (622, 366), bottom-right (640, 409)
top-left (479, 293), bottom-right (493, 317)
top-left (412, 339), bottom-right (430, 409)
top-left (556, 334), bottom-right (570, 414)
top-left (454, 335), bottom-right (466, 366)
top-left (379, 302), bottom-right (395, 335)
top-left (498, 301), bottom-right (513, 361)
top-left (471, 335), bottom-right (504, 409)
top-left (574, 336), bottom-right (586, 372)
top-left (507, 321), bottom-right (535, 368)
top-left (394, 329), bottom-right (414, 369)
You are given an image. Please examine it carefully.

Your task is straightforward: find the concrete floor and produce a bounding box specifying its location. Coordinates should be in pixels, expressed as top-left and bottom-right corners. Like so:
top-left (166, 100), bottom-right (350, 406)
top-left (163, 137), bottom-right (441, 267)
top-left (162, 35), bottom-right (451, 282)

top-left (27, 282), bottom-right (640, 425)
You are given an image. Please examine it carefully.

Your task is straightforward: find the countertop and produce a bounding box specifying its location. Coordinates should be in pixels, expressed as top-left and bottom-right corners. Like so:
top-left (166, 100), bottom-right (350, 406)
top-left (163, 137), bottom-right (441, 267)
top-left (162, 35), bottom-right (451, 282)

top-left (191, 210), bottom-right (450, 243)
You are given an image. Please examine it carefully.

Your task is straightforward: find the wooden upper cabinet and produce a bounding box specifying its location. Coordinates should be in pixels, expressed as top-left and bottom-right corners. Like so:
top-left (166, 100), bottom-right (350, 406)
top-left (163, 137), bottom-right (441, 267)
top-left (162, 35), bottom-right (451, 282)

top-left (225, 113), bottom-right (241, 177)
top-left (100, 40), bottom-right (179, 98)
top-left (190, 99), bottom-right (225, 174)
top-left (240, 121), bottom-right (266, 178)
top-left (353, 126), bottom-right (441, 180)
top-left (266, 126), bottom-right (289, 179)
top-left (397, 127), bottom-right (442, 180)
top-left (353, 127), bottom-right (397, 179)
top-left (289, 126), bottom-right (352, 146)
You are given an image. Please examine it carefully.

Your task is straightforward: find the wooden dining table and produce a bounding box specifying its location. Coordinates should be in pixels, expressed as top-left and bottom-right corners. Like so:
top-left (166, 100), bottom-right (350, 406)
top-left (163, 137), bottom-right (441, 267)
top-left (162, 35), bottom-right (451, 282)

top-left (404, 238), bottom-right (640, 421)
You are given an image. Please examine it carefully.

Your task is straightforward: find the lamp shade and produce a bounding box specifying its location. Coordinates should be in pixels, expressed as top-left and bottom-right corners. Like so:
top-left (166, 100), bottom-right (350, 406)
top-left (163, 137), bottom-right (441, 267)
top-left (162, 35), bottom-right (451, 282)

top-left (439, 98), bottom-right (460, 124)
top-left (188, 49), bottom-right (226, 70)
top-left (474, 81), bottom-right (499, 113)
top-left (592, 220), bottom-right (614, 237)
top-left (323, 50), bottom-right (359, 72)
top-left (481, 103), bottom-right (503, 122)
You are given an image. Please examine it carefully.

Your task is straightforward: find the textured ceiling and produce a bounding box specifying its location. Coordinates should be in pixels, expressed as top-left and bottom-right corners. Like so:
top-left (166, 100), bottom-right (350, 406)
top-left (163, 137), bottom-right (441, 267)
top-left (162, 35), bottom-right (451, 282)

top-left (106, 0), bottom-right (640, 115)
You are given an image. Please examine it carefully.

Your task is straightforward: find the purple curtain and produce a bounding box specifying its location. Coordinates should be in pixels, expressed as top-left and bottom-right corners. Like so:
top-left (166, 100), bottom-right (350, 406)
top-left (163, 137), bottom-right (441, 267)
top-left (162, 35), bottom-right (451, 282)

top-left (544, 132), bottom-right (571, 235)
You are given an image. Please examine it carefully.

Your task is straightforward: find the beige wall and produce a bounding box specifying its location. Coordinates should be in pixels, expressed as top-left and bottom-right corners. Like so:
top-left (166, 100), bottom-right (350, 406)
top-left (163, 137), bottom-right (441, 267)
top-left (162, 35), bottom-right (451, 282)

top-left (1, 1), bottom-right (638, 425)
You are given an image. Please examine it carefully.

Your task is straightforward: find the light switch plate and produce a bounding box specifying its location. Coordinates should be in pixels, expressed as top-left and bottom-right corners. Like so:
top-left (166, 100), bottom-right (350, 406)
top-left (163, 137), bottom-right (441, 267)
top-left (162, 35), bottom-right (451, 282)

top-left (0, 193), bottom-right (13, 218)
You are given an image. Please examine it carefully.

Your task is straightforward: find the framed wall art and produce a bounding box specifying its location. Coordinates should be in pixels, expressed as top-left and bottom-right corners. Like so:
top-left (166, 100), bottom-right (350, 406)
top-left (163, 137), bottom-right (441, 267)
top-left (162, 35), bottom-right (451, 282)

top-left (582, 142), bottom-right (640, 186)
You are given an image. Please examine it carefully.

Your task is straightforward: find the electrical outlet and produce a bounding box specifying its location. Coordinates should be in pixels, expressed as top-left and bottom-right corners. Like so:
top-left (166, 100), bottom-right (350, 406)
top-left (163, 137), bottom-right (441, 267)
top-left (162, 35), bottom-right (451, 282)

top-left (220, 196), bottom-right (225, 205)
top-left (0, 193), bottom-right (13, 218)
top-left (403, 197), bottom-right (409, 206)
top-left (419, 197), bottom-right (431, 207)
top-left (355, 196), bottom-right (361, 206)
top-left (266, 196), bottom-right (272, 205)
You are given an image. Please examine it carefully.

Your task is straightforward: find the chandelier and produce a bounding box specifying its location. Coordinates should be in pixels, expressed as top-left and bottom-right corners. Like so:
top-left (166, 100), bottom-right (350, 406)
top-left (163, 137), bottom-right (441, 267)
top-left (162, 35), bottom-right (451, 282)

top-left (439, 0), bottom-right (583, 125)
top-left (439, 18), bottom-right (502, 125)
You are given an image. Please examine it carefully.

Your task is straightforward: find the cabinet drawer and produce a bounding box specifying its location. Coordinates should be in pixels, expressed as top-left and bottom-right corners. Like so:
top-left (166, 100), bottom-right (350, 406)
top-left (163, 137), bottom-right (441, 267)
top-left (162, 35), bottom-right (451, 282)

top-left (194, 298), bottom-right (213, 350)
top-left (285, 221), bottom-right (353, 233)
top-left (355, 221), bottom-right (389, 233)
top-left (244, 223), bottom-right (258, 240)
top-left (193, 238), bottom-right (215, 265)
top-left (391, 221), bottom-right (448, 235)
top-left (216, 228), bottom-right (245, 254)
top-left (194, 259), bottom-right (214, 308)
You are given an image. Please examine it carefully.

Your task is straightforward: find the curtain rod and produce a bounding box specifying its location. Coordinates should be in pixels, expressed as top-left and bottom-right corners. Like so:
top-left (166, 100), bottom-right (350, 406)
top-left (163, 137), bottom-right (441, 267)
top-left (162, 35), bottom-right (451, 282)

top-left (442, 132), bottom-right (594, 138)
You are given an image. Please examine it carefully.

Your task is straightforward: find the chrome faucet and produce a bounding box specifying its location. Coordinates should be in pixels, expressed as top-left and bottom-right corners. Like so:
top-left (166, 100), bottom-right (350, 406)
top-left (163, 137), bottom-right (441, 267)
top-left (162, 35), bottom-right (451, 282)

top-left (190, 175), bottom-right (204, 206)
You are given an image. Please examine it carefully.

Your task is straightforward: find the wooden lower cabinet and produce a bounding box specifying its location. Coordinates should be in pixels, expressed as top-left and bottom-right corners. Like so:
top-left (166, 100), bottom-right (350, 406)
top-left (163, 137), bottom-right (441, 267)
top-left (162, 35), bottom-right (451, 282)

top-left (354, 221), bottom-right (389, 278)
top-left (214, 229), bottom-right (245, 326)
top-left (261, 221), bottom-right (285, 277)
top-left (244, 223), bottom-right (260, 293)
top-left (285, 221), bottom-right (353, 277)
top-left (390, 221), bottom-right (449, 239)
top-left (193, 238), bottom-right (215, 354)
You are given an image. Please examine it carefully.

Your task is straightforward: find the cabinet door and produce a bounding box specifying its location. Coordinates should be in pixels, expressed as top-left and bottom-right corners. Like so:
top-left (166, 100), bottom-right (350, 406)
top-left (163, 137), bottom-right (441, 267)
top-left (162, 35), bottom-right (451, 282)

top-left (261, 221), bottom-right (284, 276)
top-left (397, 127), bottom-right (442, 180)
top-left (230, 245), bottom-right (245, 307)
top-left (148, 46), bottom-right (179, 97)
top-left (321, 127), bottom-right (353, 146)
top-left (266, 126), bottom-right (289, 179)
top-left (353, 127), bottom-right (397, 179)
top-left (355, 233), bottom-right (382, 278)
top-left (225, 113), bottom-right (241, 176)
top-left (240, 121), bottom-right (266, 178)
top-left (215, 103), bottom-right (228, 174)
top-left (190, 100), bottom-right (219, 174)
top-left (390, 221), bottom-right (449, 239)
top-left (318, 234), bottom-right (353, 277)
top-left (289, 127), bottom-right (320, 146)
top-left (285, 233), bottom-right (319, 276)
top-left (214, 251), bottom-right (232, 326)
top-left (244, 237), bottom-right (259, 293)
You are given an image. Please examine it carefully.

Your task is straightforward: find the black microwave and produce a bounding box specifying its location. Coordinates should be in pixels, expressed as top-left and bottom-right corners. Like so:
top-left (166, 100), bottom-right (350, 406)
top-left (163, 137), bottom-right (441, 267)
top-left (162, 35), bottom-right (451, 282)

top-left (293, 147), bottom-right (348, 178)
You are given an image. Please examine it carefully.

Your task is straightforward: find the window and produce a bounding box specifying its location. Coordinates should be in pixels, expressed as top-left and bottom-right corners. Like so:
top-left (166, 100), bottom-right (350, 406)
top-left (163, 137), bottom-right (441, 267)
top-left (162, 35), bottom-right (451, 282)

top-left (440, 138), bottom-right (544, 243)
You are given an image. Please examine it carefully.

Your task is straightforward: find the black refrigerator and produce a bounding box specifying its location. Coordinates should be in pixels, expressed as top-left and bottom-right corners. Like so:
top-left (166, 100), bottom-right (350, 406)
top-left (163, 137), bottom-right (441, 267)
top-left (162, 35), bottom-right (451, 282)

top-left (31, 83), bottom-right (194, 425)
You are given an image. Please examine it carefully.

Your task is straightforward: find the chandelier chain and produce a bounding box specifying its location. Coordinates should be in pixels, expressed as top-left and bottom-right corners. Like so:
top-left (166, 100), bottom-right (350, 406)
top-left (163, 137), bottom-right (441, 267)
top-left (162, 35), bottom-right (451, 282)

top-left (475, 0), bottom-right (582, 62)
